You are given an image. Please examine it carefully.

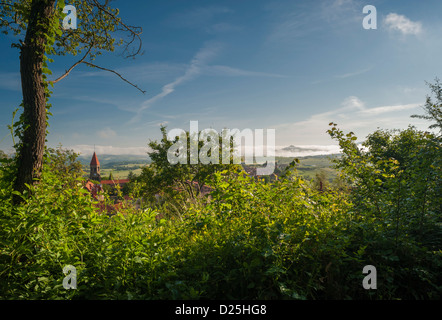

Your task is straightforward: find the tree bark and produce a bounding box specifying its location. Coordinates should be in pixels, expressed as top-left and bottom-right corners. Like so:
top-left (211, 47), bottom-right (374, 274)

top-left (13, 0), bottom-right (56, 202)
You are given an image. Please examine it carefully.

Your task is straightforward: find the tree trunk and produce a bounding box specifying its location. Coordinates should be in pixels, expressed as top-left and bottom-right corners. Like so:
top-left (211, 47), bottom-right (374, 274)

top-left (13, 0), bottom-right (55, 202)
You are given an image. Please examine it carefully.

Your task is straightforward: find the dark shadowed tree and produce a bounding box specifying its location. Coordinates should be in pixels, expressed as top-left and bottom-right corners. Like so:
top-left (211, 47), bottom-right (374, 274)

top-left (0, 0), bottom-right (144, 202)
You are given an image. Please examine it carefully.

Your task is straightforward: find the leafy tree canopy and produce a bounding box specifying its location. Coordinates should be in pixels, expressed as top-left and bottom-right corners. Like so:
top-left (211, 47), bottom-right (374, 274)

top-left (138, 126), bottom-right (242, 202)
top-left (412, 78), bottom-right (442, 133)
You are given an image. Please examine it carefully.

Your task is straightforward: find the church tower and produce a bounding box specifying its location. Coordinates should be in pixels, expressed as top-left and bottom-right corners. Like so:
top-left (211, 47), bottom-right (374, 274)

top-left (90, 152), bottom-right (101, 182)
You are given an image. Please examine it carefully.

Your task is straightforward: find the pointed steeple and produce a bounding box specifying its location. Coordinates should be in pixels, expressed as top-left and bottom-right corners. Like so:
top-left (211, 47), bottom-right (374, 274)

top-left (90, 152), bottom-right (101, 182)
top-left (90, 152), bottom-right (100, 166)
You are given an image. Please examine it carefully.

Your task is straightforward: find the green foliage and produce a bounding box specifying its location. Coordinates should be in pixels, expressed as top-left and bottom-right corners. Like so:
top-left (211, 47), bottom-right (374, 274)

top-left (412, 78), bottom-right (442, 132)
top-left (121, 171), bottom-right (140, 197)
top-left (313, 169), bottom-right (329, 191)
top-left (1, 148), bottom-right (440, 299)
top-left (328, 123), bottom-right (441, 241)
top-left (1, 0), bottom-right (138, 59)
top-left (137, 126), bottom-right (242, 216)
top-left (2, 1), bottom-right (143, 202)
top-left (327, 123), bottom-right (442, 299)
top-left (0, 162), bottom-right (352, 299)
top-left (44, 145), bottom-right (84, 179)
top-left (0, 91), bottom-right (441, 300)
top-left (0, 150), bottom-right (7, 160)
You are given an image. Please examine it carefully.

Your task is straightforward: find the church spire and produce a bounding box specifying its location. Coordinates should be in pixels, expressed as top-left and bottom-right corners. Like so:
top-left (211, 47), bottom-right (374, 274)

top-left (90, 152), bottom-right (101, 182)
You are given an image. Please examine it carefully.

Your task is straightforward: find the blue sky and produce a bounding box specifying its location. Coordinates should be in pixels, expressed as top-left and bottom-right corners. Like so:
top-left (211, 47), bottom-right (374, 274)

top-left (1, 0), bottom-right (442, 156)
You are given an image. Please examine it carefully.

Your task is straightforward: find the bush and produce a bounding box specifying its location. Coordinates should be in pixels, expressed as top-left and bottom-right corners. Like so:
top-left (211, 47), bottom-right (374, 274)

top-left (0, 127), bottom-right (440, 300)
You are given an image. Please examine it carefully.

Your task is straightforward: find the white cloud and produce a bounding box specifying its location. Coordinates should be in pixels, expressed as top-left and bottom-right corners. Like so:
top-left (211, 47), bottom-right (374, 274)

top-left (341, 96), bottom-right (365, 110)
top-left (129, 42), bottom-right (288, 123)
top-left (69, 145), bottom-right (150, 156)
top-left (275, 144), bottom-right (342, 157)
top-left (323, 0), bottom-right (360, 22)
top-left (384, 13), bottom-right (423, 35)
top-left (204, 65), bottom-right (288, 78)
top-left (97, 127), bottom-right (117, 139)
top-left (266, 0), bottom-right (361, 44)
top-left (267, 10), bottom-right (322, 42)
top-left (80, 62), bottom-right (187, 84)
top-left (358, 103), bottom-right (419, 115)
top-left (335, 67), bottom-right (372, 79)
top-left (129, 42), bottom-right (222, 122)
top-left (273, 96), bottom-right (425, 146)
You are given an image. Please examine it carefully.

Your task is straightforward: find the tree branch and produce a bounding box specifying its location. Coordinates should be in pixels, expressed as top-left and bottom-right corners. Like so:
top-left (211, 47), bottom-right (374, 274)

top-left (50, 45), bottom-right (93, 84)
top-left (88, 0), bottom-right (143, 59)
top-left (50, 43), bottom-right (145, 94)
top-left (82, 61), bottom-right (146, 94)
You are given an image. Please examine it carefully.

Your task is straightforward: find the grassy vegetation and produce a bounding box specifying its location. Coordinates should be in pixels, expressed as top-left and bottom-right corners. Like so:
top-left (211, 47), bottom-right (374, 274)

top-left (99, 165), bottom-right (145, 180)
top-left (81, 155), bottom-right (339, 181)
top-left (276, 155), bottom-right (339, 182)
top-left (78, 156), bottom-right (149, 179)
top-left (1, 87), bottom-right (441, 299)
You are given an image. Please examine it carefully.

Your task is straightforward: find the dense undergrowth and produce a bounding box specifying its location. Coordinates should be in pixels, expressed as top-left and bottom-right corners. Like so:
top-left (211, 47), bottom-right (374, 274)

top-left (1, 83), bottom-right (442, 298)
top-left (0, 133), bottom-right (440, 299)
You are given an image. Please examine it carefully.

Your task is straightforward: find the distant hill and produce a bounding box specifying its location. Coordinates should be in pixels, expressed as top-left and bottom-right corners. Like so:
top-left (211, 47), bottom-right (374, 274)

top-left (276, 144), bottom-right (341, 158)
top-left (78, 154), bottom-right (151, 179)
top-left (76, 145), bottom-right (343, 181)
top-left (77, 154), bottom-right (151, 167)
top-left (281, 145), bottom-right (323, 152)
top-left (77, 152), bottom-right (340, 181)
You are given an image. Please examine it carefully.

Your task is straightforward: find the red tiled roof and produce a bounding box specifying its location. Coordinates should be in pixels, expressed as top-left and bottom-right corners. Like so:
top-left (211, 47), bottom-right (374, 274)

top-left (90, 152), bottom-right (100, 166)
top-left (85, 181), bottom-right (92, 191)
top-left (100, 179), bottom-right (130, 185)
top-left (84, 180), bottom-right (103, 200)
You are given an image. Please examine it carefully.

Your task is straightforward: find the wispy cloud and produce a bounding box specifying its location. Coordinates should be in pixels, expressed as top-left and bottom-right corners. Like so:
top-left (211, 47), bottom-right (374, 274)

top-left (358, 103), bottom-right (419, 115)
top-left (0, 72), bottom-right (21, 91)
top-left (129, 43), bottom-right (221, 123)
top-left (97, 127), bottom-right (117, 139)
top-left (129, 42), bottom-right (288, 123)
top-left (70, 95), bottom-right (122, 107)
top-left (69, 144), bottom-right (150, 156)
top-left (273, 96), bottom-right (423, 145)
top-left (78, 62), bottom-right (187, 84)
top-left (267, 9), bottom-right (322, 42)
top-left (165, 6), bottom-right (240, 34)
top-left (342, 96), bottom-right (365, 110)
top-left (321, 0), bottom-right (361, 24)
top-left (204, 65), bottom-right (288, 78)
top-left (335, 67), bottom-right (372, 79)
top-left (63, 94), bottom-right (140, 114)
top-left (266, 0), bottom-right (361, 43)
top-left (384, 13), bottom-right (423, 35)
